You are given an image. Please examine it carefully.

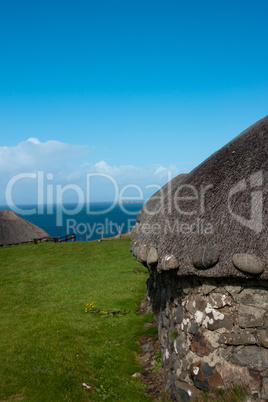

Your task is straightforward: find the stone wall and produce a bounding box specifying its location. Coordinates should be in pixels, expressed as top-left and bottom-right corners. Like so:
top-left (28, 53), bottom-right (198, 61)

top-left (145, 270), bottom-right (268, 401)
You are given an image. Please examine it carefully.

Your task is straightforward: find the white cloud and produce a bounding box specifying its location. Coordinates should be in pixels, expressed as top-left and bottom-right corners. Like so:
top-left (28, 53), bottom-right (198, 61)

top-left (94, 160), bottom-right (120, 174)
top-left (0, 138), bottom-right (87, 174)
top-left (0, 138), bottom-right (184, 205)
top-left (154, 166), bottom-right (166, 175)
top-left (27, 137), bottom-right (40, 144)
top-left (92, 160), bottom-right (179, 183)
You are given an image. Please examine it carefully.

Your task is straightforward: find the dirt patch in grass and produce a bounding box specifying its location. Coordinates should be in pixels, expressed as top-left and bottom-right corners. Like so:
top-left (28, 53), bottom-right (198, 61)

top-left (138, 336), bottom-right (165, 399)
top-left (137, 300), bottom-right (171, 401)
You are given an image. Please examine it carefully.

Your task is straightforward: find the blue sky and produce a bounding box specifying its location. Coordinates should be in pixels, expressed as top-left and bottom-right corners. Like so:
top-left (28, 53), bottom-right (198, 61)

top-left (0, 0), bottom-right (268, 204)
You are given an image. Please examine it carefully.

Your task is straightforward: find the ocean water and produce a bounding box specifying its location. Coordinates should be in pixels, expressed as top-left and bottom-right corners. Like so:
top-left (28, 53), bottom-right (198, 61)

top-left (1, 202), bottom-right (143, 241)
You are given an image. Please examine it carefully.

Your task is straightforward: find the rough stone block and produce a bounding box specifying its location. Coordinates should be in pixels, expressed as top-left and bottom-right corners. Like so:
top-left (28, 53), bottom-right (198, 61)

top-left (175, 305), bottom-right (183, 324)
top-left (231, 346), bottom-right (268, 372)
top-left (237, 304), bottom-right (265, 328)
top-left (141, 343), bottom-right (154, 352)
top-left (222, 346), bottom-right (234, 360)
top-left (224, 284), bottom-right (243, 294)
top-left (219, 332), bottom-right (257, 346)
top-left (190, 332), bottom-right (214, 357)
top-left (216, 361), bottom-right (262, 391)
top-left (190, 362), bottom-right (223, 390)
top-left (206, 313), bottom-right (233, 331)
top-left (189, 322), bottom-right (199, 335)
top-left (261, 385), bottom-right (268, 400)
top-left (258, 329), bottom-right (268, 348)
top-left (138, 352), bottom-right (151, 368)
top-left (208, 292), bottom-right (232, 308)
top-left (197, 280), bottom-right (217, 295)
top-left (171, 380), bottom-right (197, 401)
top-left (185, 294), bottom-right (207, 315)
top-left (236, 288), bottom-right (268, 310)
top-left (174, 332), bottom-right (187, 358)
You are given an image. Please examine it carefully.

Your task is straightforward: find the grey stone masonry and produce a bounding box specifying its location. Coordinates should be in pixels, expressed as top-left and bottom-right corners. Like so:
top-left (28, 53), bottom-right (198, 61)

top-left (145, 273), bottom-right (268, 401)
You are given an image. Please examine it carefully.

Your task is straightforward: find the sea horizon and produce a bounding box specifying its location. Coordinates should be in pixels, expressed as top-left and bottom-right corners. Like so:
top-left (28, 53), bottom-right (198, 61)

top-left (0, 201), bottom-right (144, 242)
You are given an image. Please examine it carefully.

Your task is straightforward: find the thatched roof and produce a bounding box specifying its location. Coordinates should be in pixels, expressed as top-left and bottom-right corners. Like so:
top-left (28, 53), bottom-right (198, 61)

top-left (0, 210), bottom-right (50, 246)
top-left (131, 115), bottom-right (268, 279)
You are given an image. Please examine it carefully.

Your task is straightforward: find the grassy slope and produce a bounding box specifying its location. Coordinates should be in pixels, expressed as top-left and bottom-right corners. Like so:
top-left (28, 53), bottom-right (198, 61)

top-left (0, 239), bottom-right (152, 401)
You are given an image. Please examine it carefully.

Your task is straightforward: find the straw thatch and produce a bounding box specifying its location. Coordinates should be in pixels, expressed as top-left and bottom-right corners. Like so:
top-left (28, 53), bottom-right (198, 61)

top-left (132, 115), bottom-right (268, 279)
top-left (0, 210), bottom-right (50, 245)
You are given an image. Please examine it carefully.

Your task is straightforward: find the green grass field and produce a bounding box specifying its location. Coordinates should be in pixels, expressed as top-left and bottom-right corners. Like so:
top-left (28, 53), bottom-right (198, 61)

top-left (0, 239), bottom-right (153, 401)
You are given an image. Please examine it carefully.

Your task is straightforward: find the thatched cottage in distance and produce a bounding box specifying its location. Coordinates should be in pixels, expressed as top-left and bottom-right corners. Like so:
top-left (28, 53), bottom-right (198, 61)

top-left (130, 116), bottom-right (268, 400)
top-left (0, 210), bottom-right (50, 246)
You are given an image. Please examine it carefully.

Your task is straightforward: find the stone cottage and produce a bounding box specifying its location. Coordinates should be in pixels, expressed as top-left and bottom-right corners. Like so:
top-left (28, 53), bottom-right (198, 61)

top-left (130, 116), bottom-right (268, 400)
